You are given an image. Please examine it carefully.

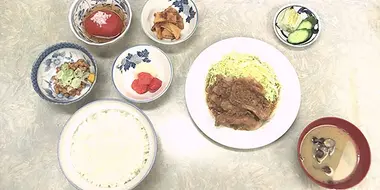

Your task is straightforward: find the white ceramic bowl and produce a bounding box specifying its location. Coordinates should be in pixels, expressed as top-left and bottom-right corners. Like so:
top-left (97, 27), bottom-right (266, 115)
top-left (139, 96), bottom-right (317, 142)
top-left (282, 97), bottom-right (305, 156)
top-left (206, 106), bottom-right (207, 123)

top-left (69, 0), bottom-right (132, 46)
top-left (141, 0), bottom-right (198, 45)
top-left (58, 99), bottom-right (157, 190)
top-left (112, 45), bottom-right (173, 103)
top-left (273, 4), bottom-right (321, 48)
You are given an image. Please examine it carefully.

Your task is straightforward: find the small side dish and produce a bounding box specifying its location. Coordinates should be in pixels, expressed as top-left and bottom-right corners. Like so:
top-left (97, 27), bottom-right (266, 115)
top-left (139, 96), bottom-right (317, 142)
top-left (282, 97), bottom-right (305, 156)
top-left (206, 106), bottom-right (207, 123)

top-left (112, 45), bottom-right (173, 103)
top-left (69, 0), bottom-right (132, 46)
top-left (81, 4), bottom-right (128, 43)
top-left (52, 59), bottom-right (95, 98)
top-left (205, 52), bottom-right (281, 131)
top-left (274, 5), bottom-right (320, 47)
top-left (151, 7), bottom-right (184, 40)
top-left (277, 7), bottom-right (318, 44)
top-left (31, 42), bottom-right (97, 104)
top-left (141, 0), bottom-right (198, 45)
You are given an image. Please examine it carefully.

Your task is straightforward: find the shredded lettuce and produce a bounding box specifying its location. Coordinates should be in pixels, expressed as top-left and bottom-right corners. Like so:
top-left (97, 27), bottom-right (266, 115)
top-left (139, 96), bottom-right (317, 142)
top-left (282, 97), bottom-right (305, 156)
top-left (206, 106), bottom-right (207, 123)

top-left (206, 52), bottom-right (281, 102)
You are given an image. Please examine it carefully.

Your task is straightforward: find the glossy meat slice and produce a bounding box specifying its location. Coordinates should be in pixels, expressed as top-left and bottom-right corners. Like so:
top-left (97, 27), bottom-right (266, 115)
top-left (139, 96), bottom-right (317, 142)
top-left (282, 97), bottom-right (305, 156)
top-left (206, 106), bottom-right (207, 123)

top-left (229, 78), bottom-right (275, 120)
top-left (215, 112), bottom-right (261, 131)
top-left (205, 75), bottom-right (276, 131)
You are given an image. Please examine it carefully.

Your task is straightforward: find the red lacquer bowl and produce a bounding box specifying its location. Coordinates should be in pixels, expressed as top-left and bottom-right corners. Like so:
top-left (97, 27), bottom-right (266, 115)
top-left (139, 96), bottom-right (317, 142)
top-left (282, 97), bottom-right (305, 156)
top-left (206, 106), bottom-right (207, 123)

top-left (297, 117), bottom-right (371, 189)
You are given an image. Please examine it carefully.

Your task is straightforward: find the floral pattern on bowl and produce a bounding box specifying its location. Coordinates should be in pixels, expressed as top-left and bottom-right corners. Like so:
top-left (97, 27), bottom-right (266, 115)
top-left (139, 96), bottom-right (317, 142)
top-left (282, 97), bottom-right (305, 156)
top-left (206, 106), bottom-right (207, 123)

top-left (31, 42), bottom-right (97, 105)
top-left (69, 0), bottom-right (132, 46)
top-left (112, 45), bottom-right (173, 103)
top-left (116, 49), bottom-right (152, 72)
top-left (170, 0), bottom-right (196, 23)
top-left (141, 0), bottom-right (198, 45)
top-left (273, 4), bottom-right (321, 48)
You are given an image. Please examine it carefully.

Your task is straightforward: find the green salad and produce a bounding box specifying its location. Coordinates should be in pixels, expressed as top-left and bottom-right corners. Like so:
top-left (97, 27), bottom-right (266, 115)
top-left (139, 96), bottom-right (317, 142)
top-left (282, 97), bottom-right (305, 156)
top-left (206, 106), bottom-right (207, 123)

top-left (206, 52), bottom-right (281, 102)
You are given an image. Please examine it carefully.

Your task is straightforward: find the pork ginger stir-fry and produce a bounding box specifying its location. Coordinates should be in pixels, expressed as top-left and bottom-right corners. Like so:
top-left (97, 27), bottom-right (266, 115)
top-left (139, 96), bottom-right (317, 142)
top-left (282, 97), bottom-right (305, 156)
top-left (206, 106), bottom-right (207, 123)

top-left (151, 7), bottom-right (184, 40)
top-left (205, 52), bottom-right (281, 130)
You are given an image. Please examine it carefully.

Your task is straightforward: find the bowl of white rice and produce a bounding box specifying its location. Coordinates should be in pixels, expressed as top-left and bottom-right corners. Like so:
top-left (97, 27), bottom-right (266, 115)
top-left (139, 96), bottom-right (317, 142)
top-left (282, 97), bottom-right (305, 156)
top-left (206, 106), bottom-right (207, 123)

top-left (58, 99), bottom-right (157, 190)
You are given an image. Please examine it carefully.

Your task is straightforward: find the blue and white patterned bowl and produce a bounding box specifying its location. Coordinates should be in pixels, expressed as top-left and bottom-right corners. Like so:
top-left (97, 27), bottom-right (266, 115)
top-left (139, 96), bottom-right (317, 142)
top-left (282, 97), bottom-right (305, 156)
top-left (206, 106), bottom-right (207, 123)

top-left (31, 42), bottom-right (97, 105)
top-left (112, 45), bottom-right (173, 103)
top-left (273, 4), bottom-right (321, 48)
top-left (141, 0), bottom-right (198, 45)
top-left (69, 0), bottom-right (132, 46)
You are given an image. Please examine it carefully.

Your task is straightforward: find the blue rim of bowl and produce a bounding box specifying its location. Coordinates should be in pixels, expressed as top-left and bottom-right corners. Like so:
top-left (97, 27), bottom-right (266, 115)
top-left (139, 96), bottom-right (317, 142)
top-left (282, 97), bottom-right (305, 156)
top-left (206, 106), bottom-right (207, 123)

top-left (57, 99), bottom-right (158, 190)
top-left (68, 0), bottom-right (133, 46)
top-left (31, 42), bottom-right (97, 105)
top-left (273, 4), bottom-right (321, 48)
top-left (140, 0), bottom-right (199, 45)
top-left (111, 44), bottom-right (174, 104)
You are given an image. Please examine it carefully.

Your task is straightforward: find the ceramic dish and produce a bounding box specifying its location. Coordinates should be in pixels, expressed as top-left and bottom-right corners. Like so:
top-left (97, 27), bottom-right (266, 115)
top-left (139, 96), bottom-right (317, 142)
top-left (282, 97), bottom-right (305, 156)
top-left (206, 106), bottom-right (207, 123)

top-left (141, 0), bottom-right (198, 45)
top-left (273, 4), bottom-right (321, 48)
top-left (185, 37), bottom-right (301, 149)
top-left (69, 0), bottom-right (132, 46)
top-left (297, 117), bottom-right (371, 189)
top-left (31, 42), bottom-right (97, 105)
top-left (58, 99), bottom-right (157, 190)
top-left (112, 45), bottom-right (173, 103)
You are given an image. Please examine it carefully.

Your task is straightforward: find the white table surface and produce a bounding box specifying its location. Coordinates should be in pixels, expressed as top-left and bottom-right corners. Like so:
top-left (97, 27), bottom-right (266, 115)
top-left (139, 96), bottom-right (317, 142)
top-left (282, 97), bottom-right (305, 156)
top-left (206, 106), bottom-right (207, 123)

top-left (1, 0), bottom-right (380, 189)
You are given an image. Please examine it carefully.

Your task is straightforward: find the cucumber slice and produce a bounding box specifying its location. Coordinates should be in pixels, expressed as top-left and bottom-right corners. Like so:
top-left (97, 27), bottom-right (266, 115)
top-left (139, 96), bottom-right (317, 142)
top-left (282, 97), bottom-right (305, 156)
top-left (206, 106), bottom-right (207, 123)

top-left (297, 20), bottom-right (313, 30)
top-left (287, 29), bottom-right (312, 45)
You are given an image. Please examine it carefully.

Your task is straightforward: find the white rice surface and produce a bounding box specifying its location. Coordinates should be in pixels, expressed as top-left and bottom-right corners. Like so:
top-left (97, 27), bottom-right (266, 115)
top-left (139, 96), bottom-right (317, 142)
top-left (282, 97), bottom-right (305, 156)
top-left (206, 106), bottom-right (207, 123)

top-left (70, 109), bottom-right (149, 188)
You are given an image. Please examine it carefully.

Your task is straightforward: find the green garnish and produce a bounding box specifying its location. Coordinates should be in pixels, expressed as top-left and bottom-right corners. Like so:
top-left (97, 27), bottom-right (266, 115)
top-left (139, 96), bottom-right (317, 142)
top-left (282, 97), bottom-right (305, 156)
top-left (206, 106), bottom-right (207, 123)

top-left (56, 62), bottom-right (90, 89)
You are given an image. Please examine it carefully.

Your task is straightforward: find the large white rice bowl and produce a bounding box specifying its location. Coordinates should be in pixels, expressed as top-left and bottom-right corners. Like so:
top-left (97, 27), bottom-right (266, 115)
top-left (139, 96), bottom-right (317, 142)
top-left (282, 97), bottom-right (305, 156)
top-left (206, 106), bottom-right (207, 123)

top-left (58, 100), bottom-right (157, 190)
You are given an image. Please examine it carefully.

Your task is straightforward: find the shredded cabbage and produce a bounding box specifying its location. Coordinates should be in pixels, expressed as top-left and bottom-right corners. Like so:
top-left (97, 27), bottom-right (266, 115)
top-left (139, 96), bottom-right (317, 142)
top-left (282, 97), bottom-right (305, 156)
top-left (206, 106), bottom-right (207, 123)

top-left (206, 52), bottom-right (281, 102)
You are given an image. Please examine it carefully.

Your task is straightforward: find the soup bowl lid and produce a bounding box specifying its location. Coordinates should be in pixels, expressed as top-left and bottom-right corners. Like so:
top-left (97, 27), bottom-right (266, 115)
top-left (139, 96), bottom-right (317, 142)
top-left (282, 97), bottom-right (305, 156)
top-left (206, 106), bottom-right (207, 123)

top-left (297, 117), bottom-right (371, 189)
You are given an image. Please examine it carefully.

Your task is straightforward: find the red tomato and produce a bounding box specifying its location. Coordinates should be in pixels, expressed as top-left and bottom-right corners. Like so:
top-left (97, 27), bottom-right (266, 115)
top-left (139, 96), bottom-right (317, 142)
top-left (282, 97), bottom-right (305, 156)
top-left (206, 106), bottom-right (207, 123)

top-left (148, 78), bottom-right (163, 93)
top-left (131, 79), bottom-right (148, 94)
top-left (137, 72), bottom-right (154, 85)
top-left (83, 9), bottom-right (124, 38)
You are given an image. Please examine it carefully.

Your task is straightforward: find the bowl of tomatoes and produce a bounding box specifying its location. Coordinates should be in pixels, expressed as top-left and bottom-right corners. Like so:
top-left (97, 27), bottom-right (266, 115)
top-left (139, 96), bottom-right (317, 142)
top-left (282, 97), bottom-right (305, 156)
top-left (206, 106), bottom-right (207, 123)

top-left (69, 0), bottom-right (132, 46)
top-left (112, 45), bottom-right (173, 103)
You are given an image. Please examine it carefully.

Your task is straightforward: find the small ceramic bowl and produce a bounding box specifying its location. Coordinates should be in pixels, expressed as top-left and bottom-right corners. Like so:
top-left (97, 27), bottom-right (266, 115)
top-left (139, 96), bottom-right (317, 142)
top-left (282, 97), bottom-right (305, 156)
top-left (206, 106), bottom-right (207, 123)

top-left (141, 0), bottom-right (198, 45)
top-left (297, 117), bottom-right (371, 189)
top-left (69, 0), bottom-right (132, 46)
top-left (31, 42), bottom-right (97, 105)
top-left (112, 45), bottom-right (173, 103)
top-left (273, 4), bottom-right (321, 48)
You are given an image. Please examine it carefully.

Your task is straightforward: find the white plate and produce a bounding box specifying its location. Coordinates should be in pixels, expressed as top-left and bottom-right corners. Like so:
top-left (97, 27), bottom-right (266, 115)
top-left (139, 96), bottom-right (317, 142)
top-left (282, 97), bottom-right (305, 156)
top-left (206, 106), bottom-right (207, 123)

top-left (58, 99), bottom-right (157, 190)
top-left (185, 37), bottom-right (301, 149)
